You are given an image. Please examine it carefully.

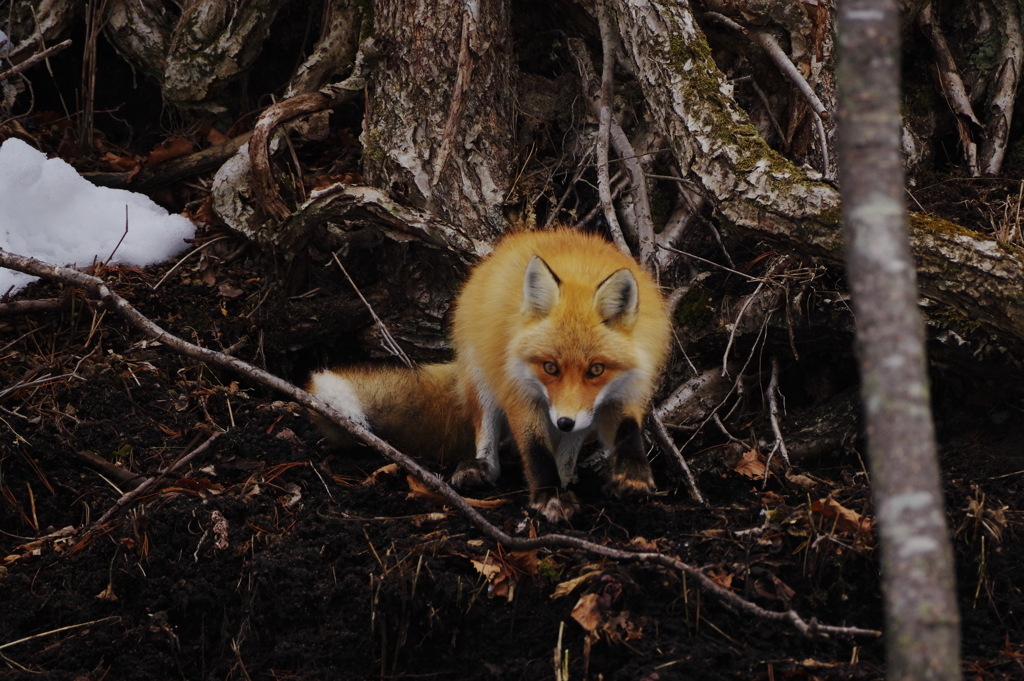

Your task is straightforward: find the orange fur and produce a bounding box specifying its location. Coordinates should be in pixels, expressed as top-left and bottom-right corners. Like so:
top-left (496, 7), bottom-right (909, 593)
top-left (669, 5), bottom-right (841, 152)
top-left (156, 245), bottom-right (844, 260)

top-left (308, 228), bottom-right (672, 522)
top-left (307, 363), bottom-right (474, 466)
top-left (451, 229), bottom-right (671, 520)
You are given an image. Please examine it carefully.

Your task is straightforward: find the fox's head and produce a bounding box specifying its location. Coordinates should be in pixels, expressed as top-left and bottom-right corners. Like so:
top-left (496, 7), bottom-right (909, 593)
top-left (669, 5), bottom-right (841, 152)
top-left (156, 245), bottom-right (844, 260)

top-left (508, 255), bottom-right (652, 433)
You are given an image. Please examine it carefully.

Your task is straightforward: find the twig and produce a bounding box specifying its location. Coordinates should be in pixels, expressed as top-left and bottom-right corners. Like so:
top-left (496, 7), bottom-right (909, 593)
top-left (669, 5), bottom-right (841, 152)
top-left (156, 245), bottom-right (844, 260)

top-left (654, 196), bottom-right (701, 271)
top-left (749, 79), bottom-right (787, 147)
top-left (0, 39), bottom-right (71, 84)
top-left (587, 7), bottom-right (630, 255)
top-left (0, 373), bottom-right (83, 401)
top-left (0, 297), bottom-right (73, 316)
top-left (657, 243), bottom-right (755, 281)
top-left (0, 616), bottom-right (121, 651)
top-left (84, 431), bottom-right (222, 535)
top-left (105, 207), bottom-right (129, 265)
top-left (751, 28), bottom-right (830, 178)
top-left (330, 253), bottom-right (413, 369)
top-left (669, 308), bottom-right (773, 464)
top-left (575, 170), bottom-right (627, 229)
top-left (0, 246), bottom-right (880, 641)
top-left (544, 144), bottom-right (594, 228)
top-left (650, 413), bottom-right (704, 503)
top-left (765, 357), bottom-right (791, 476)
top-left (74, 449), bottom-right (148, 489)
top-left (595, 6), bottom-right (655, 268)
top-left (722, 281), bottom-right (766, 377)
top-left (152, 236), bottom-right (232, 289)
top-left (79, 0), bottom-right (110, 149)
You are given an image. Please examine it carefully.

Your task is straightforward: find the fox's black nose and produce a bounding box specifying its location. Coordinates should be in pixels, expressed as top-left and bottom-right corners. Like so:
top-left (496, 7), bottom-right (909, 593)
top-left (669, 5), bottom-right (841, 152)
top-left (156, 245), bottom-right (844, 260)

top-left (557, 417), bottom-right (575, 432)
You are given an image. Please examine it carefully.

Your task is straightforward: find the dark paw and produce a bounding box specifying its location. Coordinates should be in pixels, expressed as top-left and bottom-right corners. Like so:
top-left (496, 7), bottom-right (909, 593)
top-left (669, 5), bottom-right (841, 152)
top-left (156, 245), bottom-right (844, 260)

top-left (451, 459), bottom-right (498, 490)
top-left (530, 490), bottom-right (579, 523)
top-left (607, 459), bottom-right (655, 497)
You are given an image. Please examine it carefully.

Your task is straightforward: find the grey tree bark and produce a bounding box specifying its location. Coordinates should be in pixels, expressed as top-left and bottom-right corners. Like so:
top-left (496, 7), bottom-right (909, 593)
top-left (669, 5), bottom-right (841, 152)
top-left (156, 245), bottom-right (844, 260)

top-left (362, 0), bottom-right (516, 241)
top-left (836, 0), bottom-right (962, 679)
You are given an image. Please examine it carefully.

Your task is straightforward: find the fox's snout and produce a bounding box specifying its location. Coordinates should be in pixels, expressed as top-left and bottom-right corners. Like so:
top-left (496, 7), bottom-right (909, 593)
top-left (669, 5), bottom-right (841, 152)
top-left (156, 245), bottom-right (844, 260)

top-left (546, 402), bottom-right (594, 433)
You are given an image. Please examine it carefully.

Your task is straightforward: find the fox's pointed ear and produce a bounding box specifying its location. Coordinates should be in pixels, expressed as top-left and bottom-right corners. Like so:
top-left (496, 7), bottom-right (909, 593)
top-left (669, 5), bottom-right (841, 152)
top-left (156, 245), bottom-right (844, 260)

top-left (522, 255), bottom-right (561, 317)
top-left (594, 268), bottom-right (639, 328)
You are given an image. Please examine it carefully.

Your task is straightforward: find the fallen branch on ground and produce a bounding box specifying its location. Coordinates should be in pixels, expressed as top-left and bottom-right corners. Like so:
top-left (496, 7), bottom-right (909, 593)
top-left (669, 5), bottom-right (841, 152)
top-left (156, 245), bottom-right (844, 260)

top-left (0, 246), bottom-right (880, 640)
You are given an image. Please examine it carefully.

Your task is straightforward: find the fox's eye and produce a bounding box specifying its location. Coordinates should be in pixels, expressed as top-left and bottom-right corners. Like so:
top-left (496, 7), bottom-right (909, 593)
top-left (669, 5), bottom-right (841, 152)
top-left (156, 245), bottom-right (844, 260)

top-left (543, 361), bottom-right (559, 375)
top-left (587, 363), bottom-right (605, 378)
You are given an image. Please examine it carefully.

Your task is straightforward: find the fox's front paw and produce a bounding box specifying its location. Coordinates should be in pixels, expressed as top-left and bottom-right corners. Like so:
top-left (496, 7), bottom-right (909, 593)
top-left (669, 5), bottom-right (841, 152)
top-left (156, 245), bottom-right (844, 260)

top-left (607, 459), bottom-right (655, 497)
top-left (530, 490), bottom-right (579, 523)
top-left (451, 459), bottom-right (498, 490)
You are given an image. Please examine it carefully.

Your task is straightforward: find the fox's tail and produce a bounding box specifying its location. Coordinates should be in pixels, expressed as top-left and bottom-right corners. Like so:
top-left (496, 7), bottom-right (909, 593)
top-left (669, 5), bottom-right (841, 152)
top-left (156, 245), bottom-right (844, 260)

top-left (307, 363), bottom-right (474, 465)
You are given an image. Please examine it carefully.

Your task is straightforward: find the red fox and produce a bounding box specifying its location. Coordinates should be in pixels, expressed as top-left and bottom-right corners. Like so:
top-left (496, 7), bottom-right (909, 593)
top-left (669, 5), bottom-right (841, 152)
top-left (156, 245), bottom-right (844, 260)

top-left (308, 228), bottom-right (672, 521)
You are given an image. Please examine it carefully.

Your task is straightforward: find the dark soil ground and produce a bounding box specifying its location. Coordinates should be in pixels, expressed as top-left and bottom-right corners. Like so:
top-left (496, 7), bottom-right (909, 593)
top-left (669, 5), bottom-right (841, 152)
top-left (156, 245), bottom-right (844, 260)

top-left (1, 248), bottom-right (1023, 681)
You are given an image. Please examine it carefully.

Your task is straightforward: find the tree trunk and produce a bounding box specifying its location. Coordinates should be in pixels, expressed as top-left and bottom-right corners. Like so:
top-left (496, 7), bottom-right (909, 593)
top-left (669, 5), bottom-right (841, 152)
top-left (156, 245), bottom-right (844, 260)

top-left (836, 0), bottom-right (962, 678)
top-left (363, 0), bottom-right (516, 240)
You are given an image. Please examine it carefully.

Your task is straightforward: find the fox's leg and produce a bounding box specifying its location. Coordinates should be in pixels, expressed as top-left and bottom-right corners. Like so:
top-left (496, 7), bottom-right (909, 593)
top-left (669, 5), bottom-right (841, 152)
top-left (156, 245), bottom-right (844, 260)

top-left (451, 382), bottom-right (502, 489)
top-left (507, 406), bottom-right (579, 522)
top-left (599, 407), bottom-right (656, 496)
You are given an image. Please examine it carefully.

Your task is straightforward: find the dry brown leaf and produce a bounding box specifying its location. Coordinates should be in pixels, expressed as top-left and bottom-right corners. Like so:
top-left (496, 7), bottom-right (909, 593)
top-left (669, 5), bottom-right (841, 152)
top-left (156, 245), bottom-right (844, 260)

top-left (206, 127), bottom-right (229, 146)
top-left (551, 569), bottom-right (602, 599)
top-left (603, 611), bottom-right (643, 642)
top-left (99, 151), bottom-right (139, 172)
top-left (163, 478), bottom-right (225, 497)
top-left (411, 512), bottom-right (447, 526)
top-left (706, 566), bottom-right (734, 589)
top-left (274, 428), bottom-right (304, 450)
top-left (472, 558), bottom-right (502, 580)
top-left (405, 475), bottom-right (508, 509)
top-left (363, 463), bottom-right (401, 485)
top-left (472, 554), bottom-right (515, 600)
top-left (147, 136), bottom-right (194, 166)
top-left (812, 498), bottom-right (873, 537)
top-left (571, 593), bottom-right (602, 632)
top-left (182, 197), bottom-right (220, 227)
top-left (628, 536), bottom-right (659, 552)
top-left (95, 582), bottom-right (118, 601)
top-left (734, 449), bottom-right (767, 478)
top-left (509, 550), bottom-right (539, 576)
top-left (785, 471), bottom-right (818, 491)
top-left (218, 282), bottom-right (244, 298)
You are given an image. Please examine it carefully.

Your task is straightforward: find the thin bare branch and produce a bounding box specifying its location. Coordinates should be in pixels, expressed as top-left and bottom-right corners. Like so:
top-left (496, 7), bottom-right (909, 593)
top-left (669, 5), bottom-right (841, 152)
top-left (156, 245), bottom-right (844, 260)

top-left (0, 617), bottom-right (121, 652)
top-left (650, 412), bottom-right (704, 503)
top-left (592, 4), bottom-right (630, 255)
top-left (85, 431), bottom-right (223, 535)
top-left (766, 356), bottom-right (791, 471)
top-left (0, 245), bottom-right (879, 641)
top-left (331, 252), bottom-right (413, 368)
top-left (0, 38), bottom-right (71, 84)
